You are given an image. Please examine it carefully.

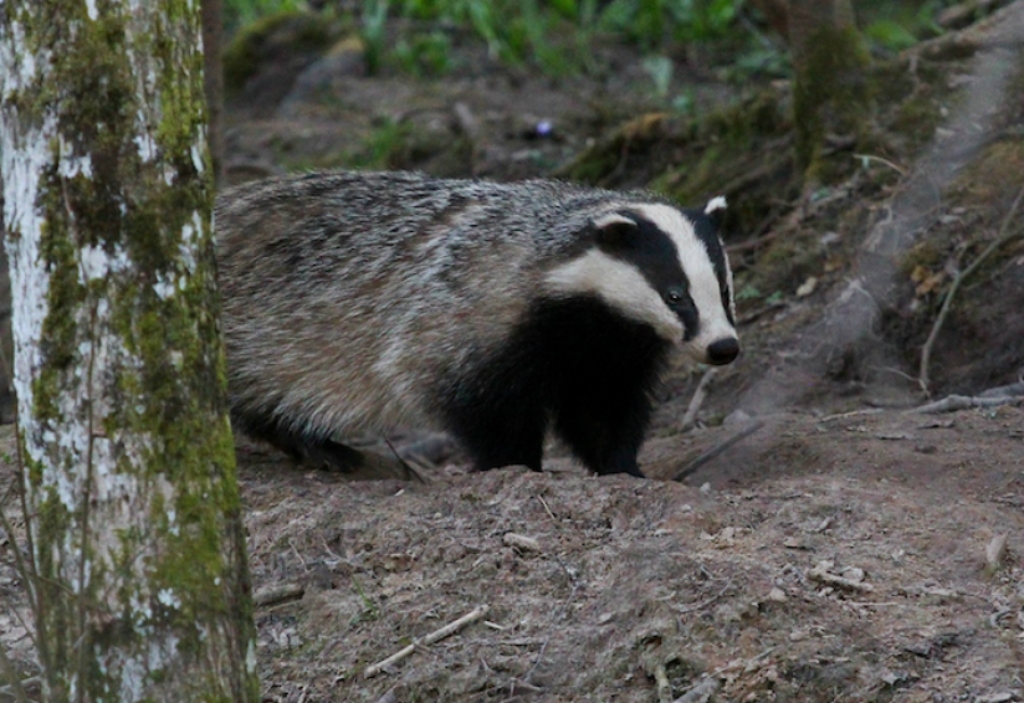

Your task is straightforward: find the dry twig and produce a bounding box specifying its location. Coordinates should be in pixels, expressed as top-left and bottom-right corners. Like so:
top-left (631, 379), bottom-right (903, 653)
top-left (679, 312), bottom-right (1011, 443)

top-left (364, 604), bottom-right (489, 678)
top-left (382, 437), bottom-right (428, 484)
top-left (853, 152), bottom-right (907, 175)
top-left (919, 183), bottom-right (1024, 393)
top-left (807, 564), bottom-right (875, 593)
top-left (737, 300), bottom-right (787, 326)
top-left (680, 368), bottom-right (717, 431)
top-left (673, 420), bottom-right (765, 482)
top-left (672, 676), bottom-right (721, 703)
top-left (907, 394), bottom-right (1024, 414)
top-left (818, 407), bottom-right (886, 422)
top-left (253, 582), bottom-right (305, 608)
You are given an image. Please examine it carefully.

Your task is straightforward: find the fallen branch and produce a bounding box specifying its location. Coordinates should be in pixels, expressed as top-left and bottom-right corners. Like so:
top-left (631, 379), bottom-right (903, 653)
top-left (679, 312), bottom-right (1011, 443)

top-left (906, 394), bottom-right (1024, 414)
top-left (673, 420), bottom-right (765, 483)
top-left (672, 676), bottom-right (721, 703)
top-left (737, 300), bottom-right (787, 326)
top-left (253, 582), bottom-right (305, 608)
top-left (980, 380), bottom-right (1024, 397)
top-left (382, 436), bottom-right (428, 484)
top-left (364, 604), bottom-right (489, 678)
top-left (853, 152), bottom-right (907, 176)
top-left (680, 368), bottom-right (718, 431)
top-left (919, 182), bottom-right (1024, 393)
top-left (726, 230), bottom-right (779, 255)
top-left (818, 407), bottom-right (886, 422)
top-left (808, 564), bottom-right (875, 593)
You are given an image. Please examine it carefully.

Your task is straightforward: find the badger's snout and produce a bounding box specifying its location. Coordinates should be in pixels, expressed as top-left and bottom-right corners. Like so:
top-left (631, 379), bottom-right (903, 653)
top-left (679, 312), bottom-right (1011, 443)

top-left (706, 337), bottom-right (740, 365)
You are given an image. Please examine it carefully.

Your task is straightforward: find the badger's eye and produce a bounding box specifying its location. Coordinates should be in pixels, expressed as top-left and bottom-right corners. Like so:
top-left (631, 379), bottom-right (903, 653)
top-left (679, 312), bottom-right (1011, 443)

top-left (665, 289), bottom-right (685, 306)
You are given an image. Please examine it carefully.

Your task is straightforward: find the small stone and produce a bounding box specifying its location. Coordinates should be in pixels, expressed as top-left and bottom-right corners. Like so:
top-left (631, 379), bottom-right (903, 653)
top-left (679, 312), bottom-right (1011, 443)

top-left (796, 276), bottom-right (819, 297)
top-left (503, 532), bottom-right (541, 552)
top-left (986, 533), bottom-right (1008, 570)
top-left (841, 566), bottom-right (866, 583)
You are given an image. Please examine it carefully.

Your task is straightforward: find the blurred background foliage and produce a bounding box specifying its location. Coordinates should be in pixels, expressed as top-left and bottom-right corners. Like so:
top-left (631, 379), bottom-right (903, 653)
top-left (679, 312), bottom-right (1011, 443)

top-left (223, 0), bottom-right (965, 82)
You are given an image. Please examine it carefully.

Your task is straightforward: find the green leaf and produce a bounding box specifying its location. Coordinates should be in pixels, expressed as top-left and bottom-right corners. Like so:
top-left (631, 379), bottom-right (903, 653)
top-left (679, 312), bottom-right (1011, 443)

top-left (865, 19), bottom-right (918, 51)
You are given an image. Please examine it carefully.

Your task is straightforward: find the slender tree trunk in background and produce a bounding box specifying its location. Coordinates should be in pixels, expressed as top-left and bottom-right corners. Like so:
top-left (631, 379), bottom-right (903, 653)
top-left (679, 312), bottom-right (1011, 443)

top-left (203, 0), bottom-right (226, 187)
top-left (748, 0), bottom-right (790, 42)
top-left (0, 1), bottom-right (259, 701)
top-left (788, 0), bottom-right (872, 183)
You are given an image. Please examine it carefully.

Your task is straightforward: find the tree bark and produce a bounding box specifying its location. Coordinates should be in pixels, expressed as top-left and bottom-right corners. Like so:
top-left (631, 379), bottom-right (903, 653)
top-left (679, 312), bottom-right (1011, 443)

top-left (203, 0), bottom-right (226, 187)
top-left (0, 1), bottom-right (259, 701)
top-left (788, 0), bottom-right (872, 182)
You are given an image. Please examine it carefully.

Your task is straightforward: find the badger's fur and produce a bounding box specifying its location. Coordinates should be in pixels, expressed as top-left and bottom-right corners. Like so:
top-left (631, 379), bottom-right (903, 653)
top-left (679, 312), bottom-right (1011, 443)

top-left (216, 171), bottom-right (739, 478)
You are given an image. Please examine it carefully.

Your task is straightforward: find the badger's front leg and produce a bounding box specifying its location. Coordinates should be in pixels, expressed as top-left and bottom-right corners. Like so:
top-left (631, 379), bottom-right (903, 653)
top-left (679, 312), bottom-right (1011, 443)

top-left (438, 376), bottom-right (548, 472)
top-left (449, 407), bottom-right (547, 472)
top-left (551, 387), bottom-right (652, 478)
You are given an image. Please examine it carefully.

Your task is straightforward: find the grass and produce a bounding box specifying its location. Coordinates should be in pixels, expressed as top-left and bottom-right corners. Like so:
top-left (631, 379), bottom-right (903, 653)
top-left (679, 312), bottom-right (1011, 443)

top-left (221, 0), bottom-right (970, 88)
top-left (224, 0), bottom-right (764, 78)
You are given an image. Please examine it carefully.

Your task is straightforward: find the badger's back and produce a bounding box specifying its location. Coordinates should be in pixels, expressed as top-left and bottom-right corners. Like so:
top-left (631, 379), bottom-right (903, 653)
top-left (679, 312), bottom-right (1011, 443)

top-left (218, 172), bottom-right (592, 437)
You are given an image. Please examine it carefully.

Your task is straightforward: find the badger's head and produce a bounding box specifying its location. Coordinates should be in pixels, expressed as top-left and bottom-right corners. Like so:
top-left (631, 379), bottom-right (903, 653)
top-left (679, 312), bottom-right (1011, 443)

top-left (544, 197), bottom-right (739, 366)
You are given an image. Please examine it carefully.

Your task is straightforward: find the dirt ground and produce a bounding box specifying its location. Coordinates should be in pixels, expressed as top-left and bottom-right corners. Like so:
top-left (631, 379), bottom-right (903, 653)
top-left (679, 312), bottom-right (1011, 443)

top-left (239, 404), bottom-right (1023, 703)
top-left (3, 3), bottom-right (1024, 702)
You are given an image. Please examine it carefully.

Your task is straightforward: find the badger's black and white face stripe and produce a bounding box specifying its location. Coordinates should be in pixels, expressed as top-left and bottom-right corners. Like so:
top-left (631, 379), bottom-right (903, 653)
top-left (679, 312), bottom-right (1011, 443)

top-left (544, 198), bottom-right (739, 365)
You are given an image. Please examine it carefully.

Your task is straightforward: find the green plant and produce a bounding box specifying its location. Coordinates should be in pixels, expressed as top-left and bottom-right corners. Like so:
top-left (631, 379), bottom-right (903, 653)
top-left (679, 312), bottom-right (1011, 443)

top-left (670, 0), bottom-right (738, 42)
top-left (671, 89), bottom-right (695, 114)
top-left (393, 30), bottom-right (454, 76)
top-left (864, 19), bottom-right (919, 51)
top-left (224, 0), bottom-right (765, 80)
top-left (349, 575), bottom-right (380, 622)
top-left (224, 0), bottom-right (302, 33)
top-left (642, 54), bottom-right (674, 98)
top-left (362, 0), bottom-right (390, 75)
top-left (736, 284), bottom-right (762, 301)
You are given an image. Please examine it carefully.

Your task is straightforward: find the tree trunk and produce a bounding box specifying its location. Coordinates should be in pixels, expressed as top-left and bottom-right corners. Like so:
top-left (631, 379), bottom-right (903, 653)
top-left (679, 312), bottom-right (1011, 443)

top-left (788, 0), bottom-right (872, 183)
top-left (203, 0), bottom-right (226, 187)
top-left (0, 2), bottom-right (259, 701)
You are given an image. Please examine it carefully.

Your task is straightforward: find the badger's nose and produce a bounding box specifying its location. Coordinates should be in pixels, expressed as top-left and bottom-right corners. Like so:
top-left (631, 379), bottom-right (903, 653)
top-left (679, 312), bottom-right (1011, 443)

top-left (706, 337), bottom-right (740, 365)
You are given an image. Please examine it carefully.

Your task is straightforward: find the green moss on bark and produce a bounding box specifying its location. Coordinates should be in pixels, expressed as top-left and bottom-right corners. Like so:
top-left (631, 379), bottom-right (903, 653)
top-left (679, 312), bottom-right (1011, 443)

top-left (3, 1), bottom-right (259, 701)
top-left (222, 11), bottom-right (335, 94)
top-left (793, 24), bottom-right (873, 183)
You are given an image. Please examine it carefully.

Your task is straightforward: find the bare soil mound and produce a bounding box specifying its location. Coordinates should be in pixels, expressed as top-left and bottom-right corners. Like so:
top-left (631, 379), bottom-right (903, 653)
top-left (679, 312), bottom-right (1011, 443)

top-left (242, 407), bottom-right (1023, 702)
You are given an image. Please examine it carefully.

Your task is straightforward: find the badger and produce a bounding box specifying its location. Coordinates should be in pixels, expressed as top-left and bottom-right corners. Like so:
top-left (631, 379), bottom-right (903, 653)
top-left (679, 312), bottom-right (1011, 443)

top-left (215, 171), bottom-right (739, 478)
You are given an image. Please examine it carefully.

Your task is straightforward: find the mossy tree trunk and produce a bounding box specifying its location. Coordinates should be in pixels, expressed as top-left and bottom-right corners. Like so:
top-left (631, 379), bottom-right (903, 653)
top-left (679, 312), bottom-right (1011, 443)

top-left (203, 0), bottom-right (226, 186)
top-left (0, 1), bottom-right (259, 701)
top-left (788, 0), bottom-right (872, 184)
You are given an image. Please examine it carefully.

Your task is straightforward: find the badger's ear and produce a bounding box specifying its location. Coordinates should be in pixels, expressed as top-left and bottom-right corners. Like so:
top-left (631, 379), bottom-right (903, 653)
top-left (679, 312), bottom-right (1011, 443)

top-left (591, 212), bottom-right (637, 249)
top-left (703, 195), bottom-right (727, 230)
